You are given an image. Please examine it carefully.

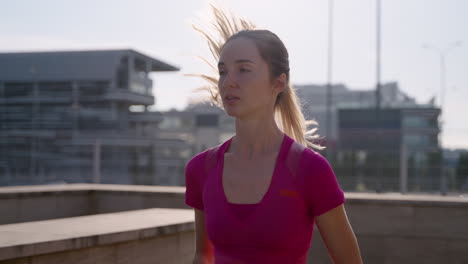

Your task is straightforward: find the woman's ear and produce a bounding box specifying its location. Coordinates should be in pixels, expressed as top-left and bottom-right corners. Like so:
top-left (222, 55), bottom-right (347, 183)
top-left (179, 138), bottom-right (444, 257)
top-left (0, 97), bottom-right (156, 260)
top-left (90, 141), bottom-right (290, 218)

top-left (273, 73), bottom-right (287, 94)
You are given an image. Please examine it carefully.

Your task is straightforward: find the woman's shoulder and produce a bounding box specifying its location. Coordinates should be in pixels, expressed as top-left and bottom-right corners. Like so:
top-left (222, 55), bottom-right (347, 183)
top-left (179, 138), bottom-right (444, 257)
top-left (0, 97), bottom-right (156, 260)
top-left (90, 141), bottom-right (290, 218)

top-left (285, 137), bottom-right (328, 166)
top-left (185, 150), bottom-right (208, 172)
top-left (186, 139), bottom-right (229, 172)
top-left (284, 138), bottom-right (330, 174)
top-left (302, 147), bottom-right (327, 162)
top-left (291, 144), bottom-right (332, 173)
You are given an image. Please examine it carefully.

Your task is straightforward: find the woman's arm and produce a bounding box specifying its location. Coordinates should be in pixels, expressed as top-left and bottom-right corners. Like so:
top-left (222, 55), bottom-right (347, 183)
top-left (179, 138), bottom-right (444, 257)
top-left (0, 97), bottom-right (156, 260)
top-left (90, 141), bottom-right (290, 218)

top-left (315, 204), bottom-right (363, 264)
top-left (192, 208), bottom-right (214, 264)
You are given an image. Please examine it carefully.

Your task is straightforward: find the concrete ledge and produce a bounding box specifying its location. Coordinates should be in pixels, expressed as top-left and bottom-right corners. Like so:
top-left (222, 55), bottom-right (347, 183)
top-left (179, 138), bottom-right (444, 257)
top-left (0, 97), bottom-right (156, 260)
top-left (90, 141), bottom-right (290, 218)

top-left (0, 184), bottom-right (188, 225)
top-left (0, 208), bottom-right (194, 261)
top-left (345, 192), bottom-right (468, 207)
top-left (1, 184), bottom-right (468, 263)
top-left (0, 184), bottom-right (185, 197)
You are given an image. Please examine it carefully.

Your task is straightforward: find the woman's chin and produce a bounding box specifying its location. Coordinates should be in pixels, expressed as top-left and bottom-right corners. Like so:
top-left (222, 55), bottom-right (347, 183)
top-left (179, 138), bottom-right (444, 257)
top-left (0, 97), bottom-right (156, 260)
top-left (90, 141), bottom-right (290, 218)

top-left (225, 110), bottom-right (240, 118)
top-left (224, 107), bottom-right (242, 118)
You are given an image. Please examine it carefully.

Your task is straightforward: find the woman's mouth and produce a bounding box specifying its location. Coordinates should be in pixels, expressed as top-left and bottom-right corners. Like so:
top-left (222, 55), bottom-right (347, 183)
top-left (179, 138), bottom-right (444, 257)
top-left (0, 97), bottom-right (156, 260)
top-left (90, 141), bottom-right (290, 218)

top-left (224, 95), bottom-right (240, 104)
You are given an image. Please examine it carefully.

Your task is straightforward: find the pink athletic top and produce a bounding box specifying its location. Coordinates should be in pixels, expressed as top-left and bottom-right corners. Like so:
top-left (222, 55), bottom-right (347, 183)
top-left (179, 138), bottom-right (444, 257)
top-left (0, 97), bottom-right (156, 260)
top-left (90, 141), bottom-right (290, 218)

top-left (185, 134), bottom-right (346, 263)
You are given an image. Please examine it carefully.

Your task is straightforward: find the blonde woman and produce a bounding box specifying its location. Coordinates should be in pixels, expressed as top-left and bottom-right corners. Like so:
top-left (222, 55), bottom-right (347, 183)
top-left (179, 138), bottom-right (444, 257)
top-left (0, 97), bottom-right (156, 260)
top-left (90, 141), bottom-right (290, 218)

top-left (185, 6), bottom-right (362, 264)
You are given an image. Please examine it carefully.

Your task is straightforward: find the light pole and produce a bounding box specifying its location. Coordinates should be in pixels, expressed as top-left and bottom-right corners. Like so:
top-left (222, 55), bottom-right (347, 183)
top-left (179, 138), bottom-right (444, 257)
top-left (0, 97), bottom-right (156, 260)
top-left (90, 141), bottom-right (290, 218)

top-left (422, 41), bottom-right (462, 195)
top-left (326, 0), bottom-right (334, 161)
top-left (375, 0), bottom-right (383, 193)
top-left (422, 41), bottom-right (462, 110)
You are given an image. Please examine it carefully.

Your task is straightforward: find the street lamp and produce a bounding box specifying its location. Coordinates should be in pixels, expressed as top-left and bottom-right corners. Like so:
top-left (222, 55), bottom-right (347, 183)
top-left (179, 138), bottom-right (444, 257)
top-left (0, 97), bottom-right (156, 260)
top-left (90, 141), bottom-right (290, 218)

top-left (422, 41), bottom-right (462, 110)
top-left (422, 41), bottom-right (462, 195)
top-left (375, 0), bottom-right (383, 193)
top-left (325, 0), bottom-right (334, 161)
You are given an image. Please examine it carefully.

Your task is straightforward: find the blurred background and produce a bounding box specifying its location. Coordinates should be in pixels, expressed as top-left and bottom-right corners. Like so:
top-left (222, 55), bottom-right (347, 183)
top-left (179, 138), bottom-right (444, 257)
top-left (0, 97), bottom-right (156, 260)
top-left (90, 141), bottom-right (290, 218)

top-left (1, 0), bottom-right (467, 194)
top-left (1, 1), bottom-right (468, 263)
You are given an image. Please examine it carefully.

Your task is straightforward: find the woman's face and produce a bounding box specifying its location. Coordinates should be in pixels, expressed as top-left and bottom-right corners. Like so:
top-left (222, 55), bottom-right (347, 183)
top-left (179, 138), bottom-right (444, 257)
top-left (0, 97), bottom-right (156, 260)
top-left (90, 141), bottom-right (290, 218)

top-left (217, 37), bottom-right (283, 119)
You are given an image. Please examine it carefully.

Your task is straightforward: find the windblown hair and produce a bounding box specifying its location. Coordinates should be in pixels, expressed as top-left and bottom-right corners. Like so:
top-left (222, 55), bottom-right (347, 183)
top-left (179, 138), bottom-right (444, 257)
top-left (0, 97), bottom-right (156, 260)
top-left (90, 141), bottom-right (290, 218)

top-left (191, 5), bottom-right (324, 150)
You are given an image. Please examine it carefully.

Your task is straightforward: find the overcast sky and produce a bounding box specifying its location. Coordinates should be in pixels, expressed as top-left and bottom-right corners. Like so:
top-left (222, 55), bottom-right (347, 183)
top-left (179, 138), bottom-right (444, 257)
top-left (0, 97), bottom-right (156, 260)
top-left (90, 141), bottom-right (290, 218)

top-left (1, 0), bottom-right (467, 149)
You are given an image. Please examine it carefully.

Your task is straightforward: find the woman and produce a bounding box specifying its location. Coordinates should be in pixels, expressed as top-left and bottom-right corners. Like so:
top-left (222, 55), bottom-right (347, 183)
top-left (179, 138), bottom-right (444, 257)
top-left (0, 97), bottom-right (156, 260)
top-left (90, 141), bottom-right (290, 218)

top-left (185, 6), bottom-right (362, 264)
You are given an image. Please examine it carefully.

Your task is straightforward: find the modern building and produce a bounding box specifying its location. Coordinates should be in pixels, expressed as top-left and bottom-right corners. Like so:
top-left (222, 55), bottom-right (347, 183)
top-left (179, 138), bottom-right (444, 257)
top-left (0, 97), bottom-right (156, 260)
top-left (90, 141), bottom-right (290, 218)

top-left (0, 49), bottom-right (185, 186)
top-left (337, 107), bottom-right (441, 192)
top-left (120, 102), bottom-right (235, 186)
top-left (295, 82), bottom-right (419, 148)
top-left (157, 103), bottom-right (235, 154)
top-left (295, 82), bottom-right (443, 193)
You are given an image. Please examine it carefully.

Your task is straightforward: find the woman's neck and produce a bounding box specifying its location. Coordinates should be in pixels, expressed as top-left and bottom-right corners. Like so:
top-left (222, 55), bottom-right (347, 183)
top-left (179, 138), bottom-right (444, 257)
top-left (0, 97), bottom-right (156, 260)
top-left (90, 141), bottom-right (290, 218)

top-left (230, 116), bottom-right (284, 159)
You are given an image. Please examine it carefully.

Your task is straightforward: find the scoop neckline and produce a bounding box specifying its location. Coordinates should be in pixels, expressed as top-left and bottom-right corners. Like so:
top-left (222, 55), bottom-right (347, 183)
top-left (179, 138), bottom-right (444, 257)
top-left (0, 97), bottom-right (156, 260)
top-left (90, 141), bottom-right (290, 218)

top-left (218, 133), bottom-right (289, 212)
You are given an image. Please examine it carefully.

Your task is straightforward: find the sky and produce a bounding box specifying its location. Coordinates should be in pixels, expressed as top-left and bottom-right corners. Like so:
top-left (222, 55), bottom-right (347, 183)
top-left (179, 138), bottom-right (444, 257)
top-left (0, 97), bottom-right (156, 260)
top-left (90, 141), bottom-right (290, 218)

top-left (1, 0), bottom-right (467, 149)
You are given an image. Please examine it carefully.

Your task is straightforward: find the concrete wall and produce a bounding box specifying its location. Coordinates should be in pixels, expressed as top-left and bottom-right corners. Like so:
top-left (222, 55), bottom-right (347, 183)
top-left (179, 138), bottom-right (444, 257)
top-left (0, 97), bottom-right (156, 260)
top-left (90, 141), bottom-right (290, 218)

top-left (0, 190), bottom-right (90, 225)
top-left (309, 193), bottom-right (468, 264)
top-left (0, 208), bottom-right (194, 264)
top-left (1, 184), bottom-right (467, 264)
top-left (0, 184), bottom-right (186, 225)
top-left (0, 232), bottom-right (194, 264)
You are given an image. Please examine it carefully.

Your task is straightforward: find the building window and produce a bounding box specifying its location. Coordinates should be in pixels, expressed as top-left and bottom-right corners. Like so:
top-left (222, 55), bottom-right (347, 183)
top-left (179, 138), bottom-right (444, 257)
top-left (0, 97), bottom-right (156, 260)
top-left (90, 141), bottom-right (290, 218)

top-left (159, 116), bottom-right (182, 129)
top-left (403, 134), bottom-right (430, 146)
top-left (403, 116), bottom-right (430, 128)
top-left (195, 114), bottom-right (219, 127)
top-left (4, 83), bottom-right (33, 97)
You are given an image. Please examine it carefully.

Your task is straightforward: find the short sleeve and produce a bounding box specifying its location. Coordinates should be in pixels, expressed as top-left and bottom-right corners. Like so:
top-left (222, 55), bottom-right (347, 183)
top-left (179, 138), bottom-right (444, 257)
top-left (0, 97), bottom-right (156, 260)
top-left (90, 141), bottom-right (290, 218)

top-left (184, 152), bottom-right (206, 211)
top-left (301, 149), bottom-right (346, 217)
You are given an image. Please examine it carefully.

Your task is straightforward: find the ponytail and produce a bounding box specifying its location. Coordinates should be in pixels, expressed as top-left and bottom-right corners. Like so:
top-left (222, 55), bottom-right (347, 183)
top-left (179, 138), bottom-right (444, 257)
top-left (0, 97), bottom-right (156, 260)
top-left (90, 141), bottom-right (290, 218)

top-left (275, 83), bottom-right (324, 150)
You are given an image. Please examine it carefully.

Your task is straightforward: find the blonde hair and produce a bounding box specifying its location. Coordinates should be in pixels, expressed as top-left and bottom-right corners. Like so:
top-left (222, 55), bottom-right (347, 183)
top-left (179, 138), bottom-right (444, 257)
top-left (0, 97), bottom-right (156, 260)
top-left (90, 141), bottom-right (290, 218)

top-left (191, 5), bottom-right (324, 150)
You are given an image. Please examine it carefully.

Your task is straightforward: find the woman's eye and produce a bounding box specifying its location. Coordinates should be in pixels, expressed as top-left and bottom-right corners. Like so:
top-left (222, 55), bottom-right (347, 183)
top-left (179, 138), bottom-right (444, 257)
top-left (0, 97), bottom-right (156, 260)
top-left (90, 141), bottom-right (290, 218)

top-left (240, 68), bottom-right (250, 73)
top-left (218, 70), bottom-right (226, 76)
